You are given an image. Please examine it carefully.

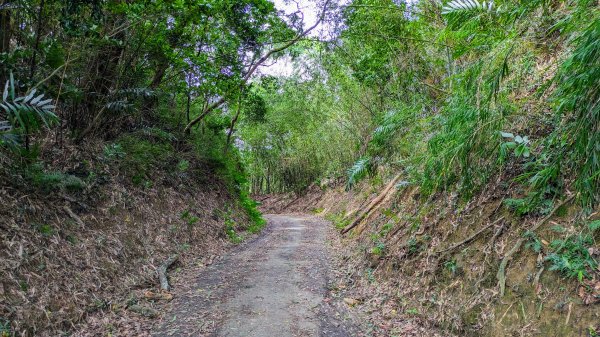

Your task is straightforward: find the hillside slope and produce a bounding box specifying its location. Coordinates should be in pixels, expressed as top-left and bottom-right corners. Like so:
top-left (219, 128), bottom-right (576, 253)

top-left (0, 136), bottom-right (262, 336)
top-left (260, 179), bottom-right (600, 336)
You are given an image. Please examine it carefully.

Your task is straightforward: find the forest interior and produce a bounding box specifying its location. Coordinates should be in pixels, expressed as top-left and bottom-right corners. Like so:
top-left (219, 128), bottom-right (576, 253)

top-left (0, 0), bottom-right (599, 336)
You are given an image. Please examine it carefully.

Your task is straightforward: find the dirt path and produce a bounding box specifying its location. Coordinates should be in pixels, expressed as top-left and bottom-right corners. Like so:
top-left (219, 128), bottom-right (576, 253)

top-left (153, 214), bottom-right (356, 337)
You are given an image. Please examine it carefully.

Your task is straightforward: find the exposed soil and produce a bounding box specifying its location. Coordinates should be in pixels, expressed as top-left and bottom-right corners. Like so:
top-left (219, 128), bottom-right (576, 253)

top-left (257, 184), bottom-right (600, 336)
top-left (0, 140), bottom-right (252, 336)
top-left (153, 214), bottom-right (359, 337)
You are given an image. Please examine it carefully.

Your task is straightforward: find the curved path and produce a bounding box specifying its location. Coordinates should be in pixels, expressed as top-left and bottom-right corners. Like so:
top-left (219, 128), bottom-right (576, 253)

top-left (154, 214), bottom-right (354, 337)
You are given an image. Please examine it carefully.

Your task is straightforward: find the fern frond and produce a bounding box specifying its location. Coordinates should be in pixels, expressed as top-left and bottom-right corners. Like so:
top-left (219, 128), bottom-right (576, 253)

top-left (346, 157), bottom-right (371, 190)
top-left (373, 123), bottom-right (398, 137)
top-left (442, 0), bottom-right (492, 15)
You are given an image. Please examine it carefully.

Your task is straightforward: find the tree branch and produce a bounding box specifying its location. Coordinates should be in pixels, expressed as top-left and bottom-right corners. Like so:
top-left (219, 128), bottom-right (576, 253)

top-left (183, 0), bottom-right (331, 133)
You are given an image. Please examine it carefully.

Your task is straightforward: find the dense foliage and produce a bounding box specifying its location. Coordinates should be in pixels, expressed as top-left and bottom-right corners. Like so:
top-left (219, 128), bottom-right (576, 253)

top-left (240, 0), bottom-right (599, 213)
top-left (0, 0), bottom-right (332, 229)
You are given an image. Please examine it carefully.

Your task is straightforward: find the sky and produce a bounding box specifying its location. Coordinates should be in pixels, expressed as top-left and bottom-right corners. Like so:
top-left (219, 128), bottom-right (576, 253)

top-left (260, 0), bottom-right (324, 77)
top-left (273, 0), bottom-right (322, 32)
top-left (262, 0), bottom-right (420, 77)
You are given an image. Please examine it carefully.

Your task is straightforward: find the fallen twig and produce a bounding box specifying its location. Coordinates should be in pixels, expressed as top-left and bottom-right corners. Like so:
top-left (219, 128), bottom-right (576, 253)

top-left (436, 216), bottom-right (505, 254)
top-left (128, 304), bottom-right (159, 318)
top-left (63, 206), bottom-right (85, 227)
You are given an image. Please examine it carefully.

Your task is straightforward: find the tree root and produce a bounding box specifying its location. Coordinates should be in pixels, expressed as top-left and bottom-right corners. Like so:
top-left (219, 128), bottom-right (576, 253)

top-left (496, 195), bottom-right (574, 296)
top-left (435, 216), bottom-right (505, 254)
top-left (158, 254), bottom-right (179, 291)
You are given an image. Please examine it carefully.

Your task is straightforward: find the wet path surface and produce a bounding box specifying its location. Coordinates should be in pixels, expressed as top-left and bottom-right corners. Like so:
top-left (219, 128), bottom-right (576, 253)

top-left (154, 214), bottom-right (353, 337)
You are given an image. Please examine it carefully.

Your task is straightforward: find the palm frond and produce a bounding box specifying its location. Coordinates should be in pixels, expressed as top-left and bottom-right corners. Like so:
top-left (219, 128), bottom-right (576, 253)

top-left (0, 78), bottom-right (58, 131)
top-left (442, 0), bottom-right (493, 15)
top-left (105, 100), bottom-right (133, 112)
top-left (116, 87), bottom-right (155, 99)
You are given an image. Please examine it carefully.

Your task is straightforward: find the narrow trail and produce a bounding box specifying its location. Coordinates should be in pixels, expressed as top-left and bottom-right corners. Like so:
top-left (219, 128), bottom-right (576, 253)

top-left (154, 214), bottom-right (355, 337)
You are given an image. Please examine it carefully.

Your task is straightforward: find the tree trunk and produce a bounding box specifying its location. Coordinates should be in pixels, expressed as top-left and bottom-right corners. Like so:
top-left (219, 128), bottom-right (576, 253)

top-left (0, 0), bottom-right (11, 85)
top-left (29, 0), bottom-right (46, 81)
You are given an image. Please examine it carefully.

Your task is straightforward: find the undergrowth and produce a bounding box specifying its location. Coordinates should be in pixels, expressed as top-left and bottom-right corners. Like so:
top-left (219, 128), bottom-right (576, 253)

top-left (325, 211), bottom-right (351, 230)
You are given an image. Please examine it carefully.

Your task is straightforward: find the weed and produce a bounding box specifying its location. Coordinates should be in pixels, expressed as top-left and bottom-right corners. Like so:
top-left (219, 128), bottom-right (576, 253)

top-left (103, 143), bottom-right (125, 159)
top-left (33, 223), bottom-right (54, 237)
top-left (66, 234), bottom-right (77, 245)
top-left (523, 231), bottom-right (542, 253)
top-left (180, 210), bottom-right (199, 227)
top-left (366, 268), bottom-right (376, 283)
top-left (407, 237), bottom-right (420, 255)
top-left (177, 159), bottom-right (190, 172)
top-left (504, 197), bottom-right (553, 216)
top-left (0, 318), bottom-right (10, 337)
top-left (444, 260), bottom-right (458, 275)
top-left (18, 280), bottom-right (28, 292)
top-left (23, 163), bottom-right (85, 192)
top-left (371, 241), bottom-right (386, 256)
top-left (545, 234), bottom-right (597, 282)
top-left (225, 217), bottom-right (243, 244)
top-left (312, 207), bottom-right (325, 214)
top-left (380, 222), bottom-right (394, 237)
top-left (499, 132), bottom-right (531, 160)
top-left (405, 308), bottom-right (419, 315)
top-left (325, 212), bottom-right (351, 230)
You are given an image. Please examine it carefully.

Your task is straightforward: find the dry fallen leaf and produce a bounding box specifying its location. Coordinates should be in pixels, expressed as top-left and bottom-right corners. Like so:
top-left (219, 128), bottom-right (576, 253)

top-left (144, 290), bottom-right (173, 301)
top-left (343, 297), bottom-right (359, 306)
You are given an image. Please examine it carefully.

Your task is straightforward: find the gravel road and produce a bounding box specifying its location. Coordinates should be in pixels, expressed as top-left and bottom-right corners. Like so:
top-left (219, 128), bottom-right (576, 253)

top-left (154, 214), bottom-right (355, 337)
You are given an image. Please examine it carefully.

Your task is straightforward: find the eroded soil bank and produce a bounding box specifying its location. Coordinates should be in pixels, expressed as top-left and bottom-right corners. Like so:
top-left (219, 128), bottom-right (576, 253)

top-left (258, 183), bottom-right (600, 336)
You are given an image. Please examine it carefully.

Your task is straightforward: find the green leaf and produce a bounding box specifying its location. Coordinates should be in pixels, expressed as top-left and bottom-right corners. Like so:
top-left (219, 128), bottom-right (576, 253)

top-left (2, 80), bottom-right (7, 101)
top-left (9, 72), bottom-right (14, 100)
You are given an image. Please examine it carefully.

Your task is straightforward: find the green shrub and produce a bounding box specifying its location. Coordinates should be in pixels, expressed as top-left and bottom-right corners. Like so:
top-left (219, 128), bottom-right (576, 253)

top-left (325, 212), bottom-right (350, 230)
top-left (210, 145), bottom-right (266, 232)
top-left (223, 211), bottom-right (243, 243)
top-left (23, 163), bottom-right (85, 192)
top-left (177, 159), bottom-right (190, 172)
top-left (117, 135), bottom-right (173, 185)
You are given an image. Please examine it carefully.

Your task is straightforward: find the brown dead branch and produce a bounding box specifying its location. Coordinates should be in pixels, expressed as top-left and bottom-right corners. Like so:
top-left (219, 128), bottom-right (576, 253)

top-left (341, 175), bottom-right (401, 234)
top-left (63, 206), bottom-right (85, 227)
top-left (436, 216), bottom-right (505, 254)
